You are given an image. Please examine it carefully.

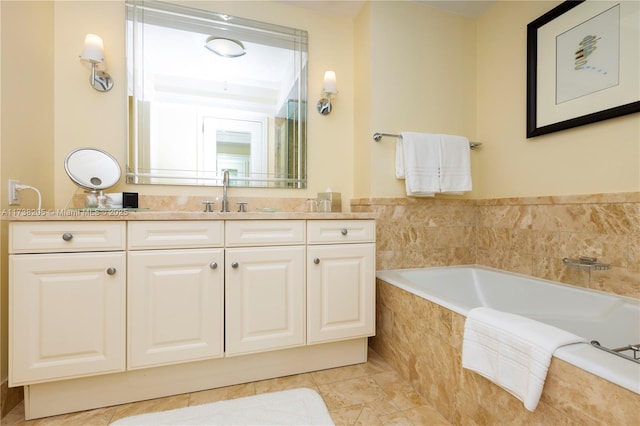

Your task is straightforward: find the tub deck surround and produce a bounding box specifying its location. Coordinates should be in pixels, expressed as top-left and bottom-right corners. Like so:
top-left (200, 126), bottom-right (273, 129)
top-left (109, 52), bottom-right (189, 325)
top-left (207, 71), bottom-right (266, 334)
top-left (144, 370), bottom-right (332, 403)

top-left (373, 267), bottom-right (639, 425)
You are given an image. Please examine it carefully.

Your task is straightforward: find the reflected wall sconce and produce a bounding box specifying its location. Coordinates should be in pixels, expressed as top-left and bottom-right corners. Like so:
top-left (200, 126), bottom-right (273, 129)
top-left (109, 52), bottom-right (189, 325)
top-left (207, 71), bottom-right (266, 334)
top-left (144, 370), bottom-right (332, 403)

top-left (79, 34), bottom-right (113, 92)
top-left (317, 71), bottom-right (337, 115)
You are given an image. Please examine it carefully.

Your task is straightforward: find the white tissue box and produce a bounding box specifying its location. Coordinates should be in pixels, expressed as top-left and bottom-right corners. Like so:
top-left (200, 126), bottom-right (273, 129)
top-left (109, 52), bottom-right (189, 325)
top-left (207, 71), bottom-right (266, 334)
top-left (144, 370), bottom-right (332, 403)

top-left (105, 192), bottom-right (123, 208)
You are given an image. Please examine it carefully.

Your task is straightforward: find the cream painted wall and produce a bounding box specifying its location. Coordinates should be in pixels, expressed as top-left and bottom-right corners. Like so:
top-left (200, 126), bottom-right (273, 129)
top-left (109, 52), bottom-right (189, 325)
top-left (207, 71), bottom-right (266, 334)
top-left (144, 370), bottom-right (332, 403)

top-left (475, 1), bottom-right (640, 198)
top-left (0, 0), bottom-right (55, 383)
top-left (354, 1), bottom-right (478, 197)
top-left (53, 0), bottom-right (355, 208)
top-left (353, 1), bottom-right (372, 197)
top-left (1, 0), bottom-right (55, 207)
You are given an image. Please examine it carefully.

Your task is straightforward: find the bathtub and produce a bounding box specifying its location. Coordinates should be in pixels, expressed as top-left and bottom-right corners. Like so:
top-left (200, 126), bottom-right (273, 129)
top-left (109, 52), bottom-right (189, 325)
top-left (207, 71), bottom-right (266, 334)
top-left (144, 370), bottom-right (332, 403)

top-left (376, 266), bottom-right (640, 395)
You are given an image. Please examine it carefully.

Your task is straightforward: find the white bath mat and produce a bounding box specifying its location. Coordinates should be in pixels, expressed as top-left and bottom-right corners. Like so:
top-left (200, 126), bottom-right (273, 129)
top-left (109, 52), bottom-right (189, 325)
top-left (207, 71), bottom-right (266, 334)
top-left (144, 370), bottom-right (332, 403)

top-left (111, 388), bottom-right (334, 425)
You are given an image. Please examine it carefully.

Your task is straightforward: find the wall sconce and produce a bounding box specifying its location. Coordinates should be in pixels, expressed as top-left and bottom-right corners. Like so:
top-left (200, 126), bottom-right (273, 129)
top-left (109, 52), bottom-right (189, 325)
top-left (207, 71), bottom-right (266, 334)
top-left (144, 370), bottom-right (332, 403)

top-left (79, 34), bottom-right (113, 92)
top-left (317, 71), bottom-right (337, 115)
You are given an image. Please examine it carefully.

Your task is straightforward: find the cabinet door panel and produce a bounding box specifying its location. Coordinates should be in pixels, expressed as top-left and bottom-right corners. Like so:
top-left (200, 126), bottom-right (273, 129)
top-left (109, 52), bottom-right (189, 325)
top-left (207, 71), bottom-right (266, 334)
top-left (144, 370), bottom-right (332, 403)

top-left (307, 244), bottom-right (375, 344)
top-left (225, 246), bottom-right (305, 356)
top-left (10, 252), bottom-right (125, 385)
top-left (128, 249), bottom-right (224, 369)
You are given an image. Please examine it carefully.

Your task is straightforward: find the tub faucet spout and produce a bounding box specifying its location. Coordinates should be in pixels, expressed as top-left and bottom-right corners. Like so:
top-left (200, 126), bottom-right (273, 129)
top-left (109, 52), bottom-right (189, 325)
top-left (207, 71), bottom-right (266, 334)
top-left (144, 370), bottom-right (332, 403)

top-left (221, 169), bottom-right (230, 212)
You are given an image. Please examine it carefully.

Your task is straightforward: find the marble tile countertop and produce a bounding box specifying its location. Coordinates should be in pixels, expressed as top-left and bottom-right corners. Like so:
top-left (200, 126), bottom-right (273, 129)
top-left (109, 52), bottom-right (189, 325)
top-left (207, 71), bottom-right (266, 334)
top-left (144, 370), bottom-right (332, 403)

top-left (1, 208), bottom-right (377, 221)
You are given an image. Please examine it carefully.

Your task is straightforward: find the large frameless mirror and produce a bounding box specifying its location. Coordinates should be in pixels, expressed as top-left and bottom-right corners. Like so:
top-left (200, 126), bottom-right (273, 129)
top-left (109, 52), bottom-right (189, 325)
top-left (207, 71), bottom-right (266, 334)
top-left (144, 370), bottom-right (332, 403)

top-left (126, 0), bottom-right (308, 188)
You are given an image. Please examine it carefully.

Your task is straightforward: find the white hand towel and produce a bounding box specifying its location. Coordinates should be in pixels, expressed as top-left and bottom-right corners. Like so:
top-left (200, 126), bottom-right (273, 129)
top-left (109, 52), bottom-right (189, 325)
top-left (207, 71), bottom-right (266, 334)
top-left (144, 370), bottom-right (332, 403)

top-left (439, 134), bottom-right (472, 193)
top-left (395, 138), bottom-right (405, 179)
top-left (462, 307), bottom-right (585, 412)
top-left (400, 132), bottom-right (439, 197)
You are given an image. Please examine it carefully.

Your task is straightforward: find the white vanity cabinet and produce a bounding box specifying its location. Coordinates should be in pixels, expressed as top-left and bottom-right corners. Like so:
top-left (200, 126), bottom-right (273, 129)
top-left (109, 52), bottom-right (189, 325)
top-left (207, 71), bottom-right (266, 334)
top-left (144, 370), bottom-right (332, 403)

top-left (9, 222), bottom-right (126, 386)
top-left (127, 221), bottom-right (224, 369)
top-left (307, 220), bottom-right (376, 344)
top-left (12, 215), bottom-right (377, 420)
top-left (224, 220), bottom-right (305, 356)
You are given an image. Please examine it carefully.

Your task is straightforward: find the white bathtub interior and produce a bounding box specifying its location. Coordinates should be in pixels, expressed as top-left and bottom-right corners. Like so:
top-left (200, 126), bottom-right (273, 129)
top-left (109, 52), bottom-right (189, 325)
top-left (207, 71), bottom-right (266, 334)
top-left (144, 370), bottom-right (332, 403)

top-left (376, 266), bottom-right (640, 394)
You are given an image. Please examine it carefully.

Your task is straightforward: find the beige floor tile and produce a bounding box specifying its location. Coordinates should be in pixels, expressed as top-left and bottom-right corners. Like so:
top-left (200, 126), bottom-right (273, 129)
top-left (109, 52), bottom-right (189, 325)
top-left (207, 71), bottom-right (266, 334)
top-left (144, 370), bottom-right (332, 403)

top-left (34, 406), bottom-right (116, 426)
top-left (188, 382), bottom-right (256, 406)
top-left (1, 401), bottom-right (116, 426)
top-left (2, 402), bottom-right (31, 425)
top-left (311, 363), bottom-right (369, 385)
top-left (362, 349), bottom-right (394, 375)
top-left (328, 405), bottom-right (364, 426)
top-left (379, 405), bottom-right (451, 426)
top-left (354, 405), bottom-right (384, 425)
top-left (318, 376), bottom-right (399, 416)
top-left (254, 373), bottom-right (318, 394)
top-left (377, 410), bottom-right (414, 426)
top-left (108, 393), bottom-right (190, 424)
top-left (3, 348), bottom-right (448, 426)
top-left (400, 405), bottom-right (451, 425)
top-left (372, 370), bottom-right (426, 411)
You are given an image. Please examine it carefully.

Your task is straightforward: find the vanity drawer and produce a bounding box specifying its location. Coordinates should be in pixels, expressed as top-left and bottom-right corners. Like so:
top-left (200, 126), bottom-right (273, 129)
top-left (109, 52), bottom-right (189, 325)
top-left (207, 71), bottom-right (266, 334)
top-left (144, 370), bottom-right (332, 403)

top-left (9, 221), bottom-right (126, 254)
top-left (128, 221), bottom-right (224, 250)
top-left (225, 220), bottom-right (305, 246)
top-left (307, 220), bottom-right (375, 244)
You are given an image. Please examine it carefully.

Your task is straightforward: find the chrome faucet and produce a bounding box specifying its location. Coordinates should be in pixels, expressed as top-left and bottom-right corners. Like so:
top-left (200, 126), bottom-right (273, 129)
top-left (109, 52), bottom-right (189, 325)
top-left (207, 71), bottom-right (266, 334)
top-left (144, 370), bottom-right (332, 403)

top-left (221, 169), bottom-right (230, 212)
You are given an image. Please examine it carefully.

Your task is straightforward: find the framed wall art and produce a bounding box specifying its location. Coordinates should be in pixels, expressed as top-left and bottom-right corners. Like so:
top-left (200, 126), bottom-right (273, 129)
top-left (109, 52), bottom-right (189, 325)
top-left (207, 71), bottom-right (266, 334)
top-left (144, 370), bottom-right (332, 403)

top-left (526, 0), bottom-right (639, 138)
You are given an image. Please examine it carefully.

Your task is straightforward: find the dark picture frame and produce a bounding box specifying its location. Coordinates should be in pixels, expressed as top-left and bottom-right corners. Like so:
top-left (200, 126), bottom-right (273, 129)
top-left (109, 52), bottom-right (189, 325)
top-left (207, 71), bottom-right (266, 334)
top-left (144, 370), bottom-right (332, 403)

top-left (526, 0), bottom-right (640, 138)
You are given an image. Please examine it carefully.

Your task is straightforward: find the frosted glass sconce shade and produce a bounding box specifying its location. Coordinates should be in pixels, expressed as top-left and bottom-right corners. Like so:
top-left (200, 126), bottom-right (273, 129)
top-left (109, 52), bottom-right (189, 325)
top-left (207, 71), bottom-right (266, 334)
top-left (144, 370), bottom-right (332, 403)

top-left (317, 70), bottom-right (337, 115)
top-left (80, 34), bottom-right (105, 62)
top-left (322, 71), bottom-right (337, 94)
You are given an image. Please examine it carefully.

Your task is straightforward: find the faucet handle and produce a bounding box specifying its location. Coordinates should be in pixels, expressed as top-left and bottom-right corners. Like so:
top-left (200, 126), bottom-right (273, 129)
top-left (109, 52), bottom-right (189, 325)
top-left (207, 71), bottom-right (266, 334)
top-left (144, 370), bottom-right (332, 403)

top-left (202, 201), bottom-right (215, 212)
top-left (237, 201), bottom-right (248, 213)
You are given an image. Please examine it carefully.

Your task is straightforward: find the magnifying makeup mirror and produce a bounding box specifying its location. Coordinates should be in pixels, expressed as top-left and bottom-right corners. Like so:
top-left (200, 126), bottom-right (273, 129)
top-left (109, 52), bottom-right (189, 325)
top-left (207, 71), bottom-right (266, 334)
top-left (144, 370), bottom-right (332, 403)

top-left (64, 148), bottom-right (121, 207)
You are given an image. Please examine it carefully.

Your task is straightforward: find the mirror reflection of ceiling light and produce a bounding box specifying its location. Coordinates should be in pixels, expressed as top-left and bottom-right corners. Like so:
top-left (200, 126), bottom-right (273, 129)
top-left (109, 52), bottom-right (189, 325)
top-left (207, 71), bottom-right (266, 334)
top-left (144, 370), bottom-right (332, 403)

top-left (205, 36), bottom-right (246, 58)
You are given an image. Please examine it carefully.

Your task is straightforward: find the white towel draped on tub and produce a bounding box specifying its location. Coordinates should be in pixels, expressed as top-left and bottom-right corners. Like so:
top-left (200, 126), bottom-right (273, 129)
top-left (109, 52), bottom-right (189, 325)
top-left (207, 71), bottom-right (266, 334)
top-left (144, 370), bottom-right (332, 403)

top-left (462, 307), bottom-right (586, 411)
top-left (396, 132), bottom-right (472, 196)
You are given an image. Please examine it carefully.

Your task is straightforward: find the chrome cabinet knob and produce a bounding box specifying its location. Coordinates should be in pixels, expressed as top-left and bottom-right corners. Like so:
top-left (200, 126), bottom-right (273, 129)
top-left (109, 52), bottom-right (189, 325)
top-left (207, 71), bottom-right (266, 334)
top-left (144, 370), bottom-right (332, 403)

top-left (62, 232), bottom-right (73, 241)
top-left (340, 228), bottom-right (348, 236)
top-left (106, 267), bottom-right (117, 275)
top-left (313, 258), bottom-right (320, 264)
top-left (231, 262), bottom-right (239, 269)
top-left (210, 262), bottom-right (218, 269)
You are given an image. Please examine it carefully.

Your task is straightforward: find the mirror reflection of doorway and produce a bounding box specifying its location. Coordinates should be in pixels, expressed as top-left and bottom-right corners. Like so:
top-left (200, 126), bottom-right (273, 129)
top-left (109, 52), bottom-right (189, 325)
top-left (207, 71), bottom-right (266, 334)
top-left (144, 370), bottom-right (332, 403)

top-left (201, 117), bottom-right (266, 186)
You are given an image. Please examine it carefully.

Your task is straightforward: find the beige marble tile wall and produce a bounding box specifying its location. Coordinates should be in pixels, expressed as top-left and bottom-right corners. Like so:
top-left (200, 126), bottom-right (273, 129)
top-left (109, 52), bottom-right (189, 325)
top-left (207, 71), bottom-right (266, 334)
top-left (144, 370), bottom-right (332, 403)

top-left (476, 192), bottom-right (639, 299)
top-left (370, 279), bottom-right (638, 425)
top-left (350, 198), bottom-right (476, 271)
top-left (352, 192), bottom-right (639, 298)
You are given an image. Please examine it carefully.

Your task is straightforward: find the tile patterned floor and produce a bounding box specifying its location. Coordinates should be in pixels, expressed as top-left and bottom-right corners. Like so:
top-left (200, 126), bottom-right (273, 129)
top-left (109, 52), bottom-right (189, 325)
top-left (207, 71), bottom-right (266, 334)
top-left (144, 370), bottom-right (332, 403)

top-left (2, 348), bottom-right (450, 425)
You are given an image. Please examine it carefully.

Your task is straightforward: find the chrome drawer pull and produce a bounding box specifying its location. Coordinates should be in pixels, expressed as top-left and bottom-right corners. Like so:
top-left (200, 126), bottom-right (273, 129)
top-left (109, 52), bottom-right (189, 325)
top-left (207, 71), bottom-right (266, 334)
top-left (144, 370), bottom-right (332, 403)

top-left (231, 262), bottom-right (239, 269)
top-left (106, 267), bottom-right (117, 275)
top-left (313, 258), bottom-right (320, 264)
top-left (341, 228), bottom-right (348, 236)
top-left (210, 262), bottom-right (218, 269)
top-left (62, 233), bottom-right (73, 241)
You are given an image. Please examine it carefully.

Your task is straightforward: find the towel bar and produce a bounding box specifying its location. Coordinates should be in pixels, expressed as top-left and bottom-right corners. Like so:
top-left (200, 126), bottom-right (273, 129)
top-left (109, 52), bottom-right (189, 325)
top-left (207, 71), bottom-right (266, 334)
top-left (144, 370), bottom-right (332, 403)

top-left (373, 132), bottom-right (482, 150)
